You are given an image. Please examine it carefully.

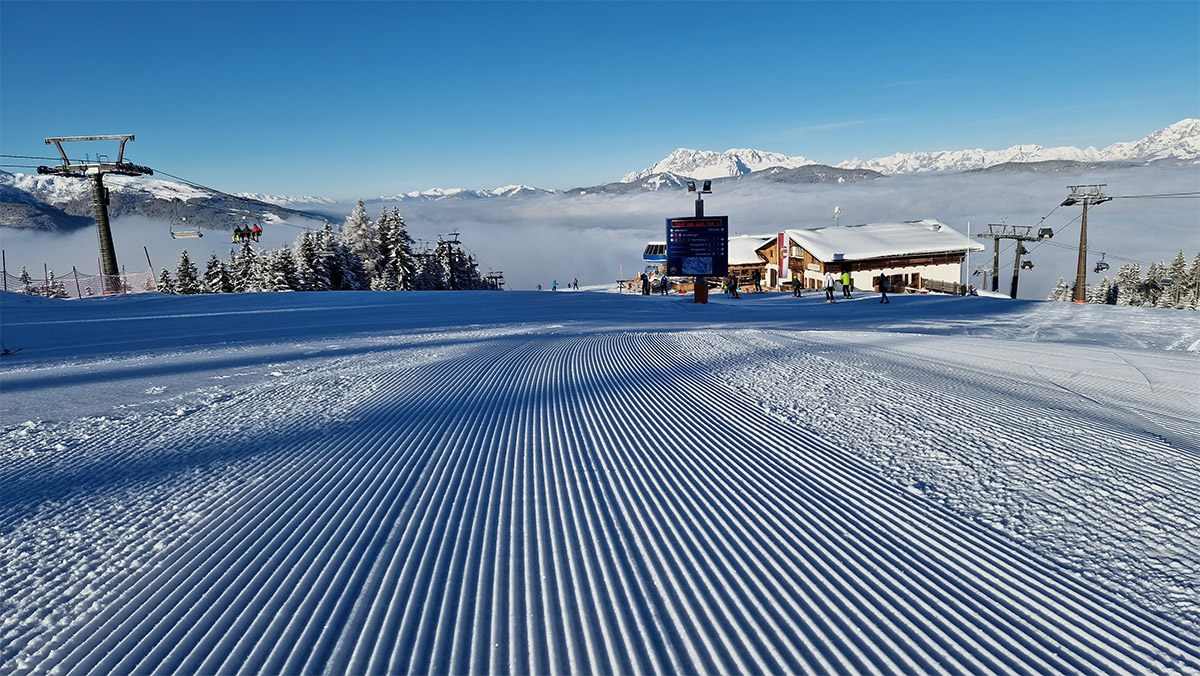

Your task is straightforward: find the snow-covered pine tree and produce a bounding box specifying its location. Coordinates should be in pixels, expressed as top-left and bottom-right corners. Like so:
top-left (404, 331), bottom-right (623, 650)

top-left (1187, 251), bottom-right (1200, 310)
top-left (434, 237), bottom-right (455, 290)
top-left (1165, 250), bottom-right (1187, 308)
top-left (18, 267), bottom-right (35, 295)
top-left (158, 268), bottom-right (177, 294)
top-left (293, 233), bottom-right (318, 292)
top-left (267, 247), bottom-right (300, 292)
top-left (1087, 277), bottom-right (1111, 304)
top-left (204, 253), bottom-right (233, 293)
top-left (389, 207), bottom-right (415, 290)
top-left (1047, 278), bottom-right (1071, 302)
top-left (45, 270), bottom-right (69, 299)
top-left (231, 241), bottom-right (259, 293)
top-left (1143, 260), bottom-right (1166, 307)
top-left (342, 199), bottom-right (380, 286)
top-left (175, 251), bottom-right (201, 295)
top-left (371, 208), bottom-right (398, 291)
top-left (1114, 263), bottom-right (1142, 306)
top-left (410, 248), bottom-right (442, 290)
top-left (319, 221), bottom-right (363, 291)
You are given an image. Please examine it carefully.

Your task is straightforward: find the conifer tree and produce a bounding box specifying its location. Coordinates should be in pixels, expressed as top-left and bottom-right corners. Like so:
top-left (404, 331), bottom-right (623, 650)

top-left (18, 267), bottom-right (35, 295)
top-left (204, 253), bottom-right (233, 293)
top-left (1087, 277), bottom-right (1111, 304)
top-left (1143, 261), bottom-right (1166, 307)
top-left (1047, 278), bottom-right (1070, 302)
top-left (342, 199), bottom-right (380, 285)
top-left (1187, 251), bottom-right (1200, 309)
top-left (1114, 263), bottom-right (1141, 306)
top-left (158, 268), bottom-right (177, 294)
top-left (231, 241), bottom-right (259, 292)
top-left (382, 207), bottom-right (415, 290)
top-left (268, 247), bottom-right (299, 292)
top-left (45, 270), bottom-right (69, 299)
top-left (411, 248), bottom-right (443, 290)
top-left (1165, 250), bottom-right (1187, 308)
top-left (293, 233), bottom-right (318, 292)
top-left (175, 251), bottom-right (201, 295)
top-left (434, 238), bottom-right (455, 290)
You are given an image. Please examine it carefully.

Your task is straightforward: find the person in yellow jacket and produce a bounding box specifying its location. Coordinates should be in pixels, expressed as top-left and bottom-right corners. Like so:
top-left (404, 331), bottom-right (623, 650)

top-left (840, 271), bottom-right (853, 299)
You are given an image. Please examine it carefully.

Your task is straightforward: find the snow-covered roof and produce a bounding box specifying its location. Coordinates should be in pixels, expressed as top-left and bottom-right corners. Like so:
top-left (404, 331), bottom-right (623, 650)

top-left (728, 234), bottom-right (771, 265)
top-left (780, 219), bottom-right (984, 262)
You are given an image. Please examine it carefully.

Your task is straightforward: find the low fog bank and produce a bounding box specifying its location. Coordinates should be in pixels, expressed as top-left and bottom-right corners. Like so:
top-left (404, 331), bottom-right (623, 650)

top-left (3, 164), bottom-right (1196, 297)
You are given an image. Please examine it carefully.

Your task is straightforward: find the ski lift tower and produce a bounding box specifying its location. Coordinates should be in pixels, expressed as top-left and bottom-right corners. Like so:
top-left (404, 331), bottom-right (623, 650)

top-left (38, 135), bottom-right (153, 293)
top-left (977, 224), bottom-right (1039, 299)
top-left (1061, 184), bottom-right (1111, 303)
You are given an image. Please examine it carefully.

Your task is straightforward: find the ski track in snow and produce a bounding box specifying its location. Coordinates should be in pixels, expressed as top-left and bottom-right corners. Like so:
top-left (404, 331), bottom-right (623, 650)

top-left (2, 298), bottom-right (1200, 674)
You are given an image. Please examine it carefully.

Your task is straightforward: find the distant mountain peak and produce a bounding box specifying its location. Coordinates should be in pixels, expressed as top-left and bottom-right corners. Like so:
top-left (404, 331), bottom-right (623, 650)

top-left (621, 148), bottom-right (815, 183)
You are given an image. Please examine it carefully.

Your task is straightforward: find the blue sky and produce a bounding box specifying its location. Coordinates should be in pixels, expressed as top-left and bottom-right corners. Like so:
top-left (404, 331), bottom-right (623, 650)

top-left (2, 1), bottom-right (1197, 200)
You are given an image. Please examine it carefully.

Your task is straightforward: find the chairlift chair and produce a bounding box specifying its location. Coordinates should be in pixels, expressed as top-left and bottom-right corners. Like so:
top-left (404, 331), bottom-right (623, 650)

top-left (170, 218), bottom-right (202, 239)
top-left (1021, 260), bottom-right (1034, 270)
top-left (1037, 228), bottom-right (1054, 239)
top-left (1094, 253), bottom-right (1110, 273)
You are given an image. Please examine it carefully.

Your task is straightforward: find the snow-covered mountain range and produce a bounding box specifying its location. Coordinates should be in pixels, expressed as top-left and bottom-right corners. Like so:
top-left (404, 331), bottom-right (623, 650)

top-left (835, 118), bottom-right (1200, 174)
top-left (620, 119), bottom-right (1199, 181)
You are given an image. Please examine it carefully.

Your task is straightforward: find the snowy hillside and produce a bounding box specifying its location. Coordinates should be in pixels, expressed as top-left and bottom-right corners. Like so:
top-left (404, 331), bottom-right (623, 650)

top-left (0, 170), bottom-right (327, 234)
top-left (2, 289), bottom-right (1198, 674)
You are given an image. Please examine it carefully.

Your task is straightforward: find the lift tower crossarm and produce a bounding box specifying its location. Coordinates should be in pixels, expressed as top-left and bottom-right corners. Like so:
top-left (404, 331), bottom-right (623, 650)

top-left (43, 135), bottom-right (152, 176)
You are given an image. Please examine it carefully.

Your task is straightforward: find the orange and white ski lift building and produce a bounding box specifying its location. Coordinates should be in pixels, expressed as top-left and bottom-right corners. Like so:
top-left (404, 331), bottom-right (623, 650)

top-left (755, 219), bottom-right (984, 293)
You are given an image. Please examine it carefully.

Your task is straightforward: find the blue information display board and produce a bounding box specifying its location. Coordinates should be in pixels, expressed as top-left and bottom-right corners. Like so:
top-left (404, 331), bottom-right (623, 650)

top-left (666, 216), bottom-right (729, 277)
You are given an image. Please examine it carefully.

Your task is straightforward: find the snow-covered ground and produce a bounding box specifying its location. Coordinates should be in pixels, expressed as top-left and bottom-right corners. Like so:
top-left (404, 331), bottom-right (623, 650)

top-left (2, 288), bottom-right (1198, 674)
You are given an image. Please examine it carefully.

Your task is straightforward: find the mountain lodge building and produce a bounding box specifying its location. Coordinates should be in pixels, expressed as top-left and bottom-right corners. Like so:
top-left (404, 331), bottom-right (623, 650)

top-left (754, 219), bottom-right (984, 293)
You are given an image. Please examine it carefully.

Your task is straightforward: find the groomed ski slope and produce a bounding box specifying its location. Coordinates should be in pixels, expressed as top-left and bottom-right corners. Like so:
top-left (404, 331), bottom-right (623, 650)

top-left (2, 289), bottom-right (1198, 675)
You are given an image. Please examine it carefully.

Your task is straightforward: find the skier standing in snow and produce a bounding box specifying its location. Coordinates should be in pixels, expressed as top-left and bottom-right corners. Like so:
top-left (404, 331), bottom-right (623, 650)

top-left (878, 274), bottom-right (891, 303)
top-left (752, 268), bottom-right (762, 293)
top-left (841, 271), bottom-right (853, 298)
top-left (792, 276), bottom-right (803, 297)
top-left (659, 273), bottom-right (669, 295)
top-left (825, 271), bottom-right (836, 302)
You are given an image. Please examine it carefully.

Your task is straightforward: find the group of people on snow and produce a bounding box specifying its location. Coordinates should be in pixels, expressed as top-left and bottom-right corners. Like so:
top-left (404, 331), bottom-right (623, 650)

top-left (538, 278), bottom-right (580, 291)
top-left (822, 271), bottom-right (892, 303)
top-left (620, 269), bottom-right (894, 302)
